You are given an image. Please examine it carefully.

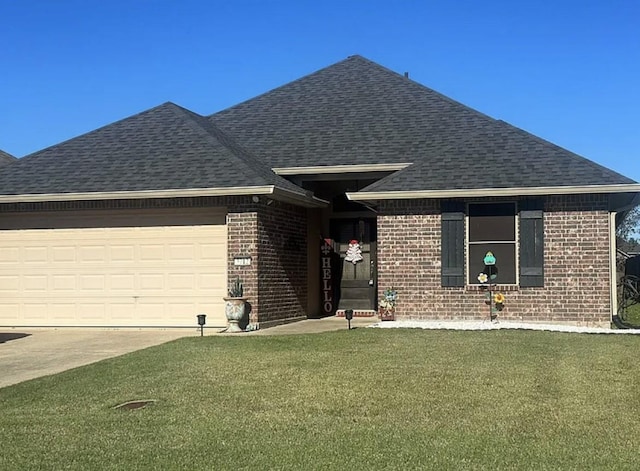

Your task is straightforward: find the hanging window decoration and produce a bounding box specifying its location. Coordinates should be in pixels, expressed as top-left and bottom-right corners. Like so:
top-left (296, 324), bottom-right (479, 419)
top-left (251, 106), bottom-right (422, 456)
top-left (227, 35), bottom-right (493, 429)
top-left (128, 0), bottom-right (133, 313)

top-left (344, 239), bottom-right (363, 264)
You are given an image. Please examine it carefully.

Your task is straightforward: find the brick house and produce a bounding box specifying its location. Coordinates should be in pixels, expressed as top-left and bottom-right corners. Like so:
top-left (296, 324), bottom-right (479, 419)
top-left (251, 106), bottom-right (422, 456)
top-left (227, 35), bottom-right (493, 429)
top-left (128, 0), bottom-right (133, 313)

top-left (0, 55), bottom-right (638, 328)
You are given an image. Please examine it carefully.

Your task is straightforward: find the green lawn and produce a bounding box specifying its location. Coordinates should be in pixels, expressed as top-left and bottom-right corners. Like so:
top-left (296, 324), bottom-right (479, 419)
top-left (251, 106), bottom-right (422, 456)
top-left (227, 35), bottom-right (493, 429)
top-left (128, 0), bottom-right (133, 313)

top-left (621, 302), bottom-right (640, 326)
top-left (2, 329), bottom-right (640, 470)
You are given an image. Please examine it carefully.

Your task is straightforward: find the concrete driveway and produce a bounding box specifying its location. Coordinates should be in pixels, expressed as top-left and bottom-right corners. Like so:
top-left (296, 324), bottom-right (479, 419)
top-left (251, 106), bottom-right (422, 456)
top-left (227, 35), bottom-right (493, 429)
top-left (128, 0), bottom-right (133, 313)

top-left (0, 329), bottom-right (197, 389)
top-left (0, 317), bottom-right (378, 389)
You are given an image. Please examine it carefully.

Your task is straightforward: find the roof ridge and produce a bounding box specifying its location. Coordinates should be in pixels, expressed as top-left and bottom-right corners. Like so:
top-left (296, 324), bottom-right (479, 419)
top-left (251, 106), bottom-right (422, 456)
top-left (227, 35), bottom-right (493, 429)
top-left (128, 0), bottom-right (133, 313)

top-left (209, 54), bottom-right (500, 129)
top-left (0, 149), bottom-right (17, 162)
top-left (168, 105), bottom-right (309, 195)
top-left (208, 55), bottom-right (369, 117)
top-left (360, 57), bottom-right (500, 126)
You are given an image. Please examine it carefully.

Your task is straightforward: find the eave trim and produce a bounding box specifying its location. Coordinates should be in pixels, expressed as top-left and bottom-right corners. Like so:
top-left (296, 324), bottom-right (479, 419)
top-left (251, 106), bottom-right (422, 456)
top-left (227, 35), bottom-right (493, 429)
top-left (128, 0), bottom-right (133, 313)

top-left (347, 184), bottom-right (640, 201)
top-left (0, 185), bottom-right (327, 208)
top-left (273, 163), bottom-right (412, 175)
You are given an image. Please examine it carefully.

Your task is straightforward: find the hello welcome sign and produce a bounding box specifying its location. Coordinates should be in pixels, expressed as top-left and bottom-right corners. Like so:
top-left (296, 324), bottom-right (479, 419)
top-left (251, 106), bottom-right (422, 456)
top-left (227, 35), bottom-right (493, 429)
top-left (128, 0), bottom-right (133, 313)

top-left (320, 238), bottom-right (336, 315)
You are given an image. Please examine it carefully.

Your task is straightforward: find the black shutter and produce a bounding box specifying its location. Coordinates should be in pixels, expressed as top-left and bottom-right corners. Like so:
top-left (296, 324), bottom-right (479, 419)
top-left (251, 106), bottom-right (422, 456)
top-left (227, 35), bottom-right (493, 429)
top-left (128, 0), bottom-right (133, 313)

top-left (519, 199), bottom-right (544, 287)
top-left (441, 201), bottom-right (465, 287)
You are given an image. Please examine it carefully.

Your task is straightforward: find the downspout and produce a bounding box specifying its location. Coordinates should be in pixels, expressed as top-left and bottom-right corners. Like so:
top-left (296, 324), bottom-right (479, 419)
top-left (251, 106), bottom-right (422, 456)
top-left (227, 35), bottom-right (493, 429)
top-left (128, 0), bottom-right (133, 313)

top-left (609, 211), bottom-right (617, 325)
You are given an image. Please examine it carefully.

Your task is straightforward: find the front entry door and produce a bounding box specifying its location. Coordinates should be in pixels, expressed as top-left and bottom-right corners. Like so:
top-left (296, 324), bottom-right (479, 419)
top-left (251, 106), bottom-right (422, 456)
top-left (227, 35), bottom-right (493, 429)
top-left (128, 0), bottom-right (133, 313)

top-left (330, 218), bottom-right (376, 311)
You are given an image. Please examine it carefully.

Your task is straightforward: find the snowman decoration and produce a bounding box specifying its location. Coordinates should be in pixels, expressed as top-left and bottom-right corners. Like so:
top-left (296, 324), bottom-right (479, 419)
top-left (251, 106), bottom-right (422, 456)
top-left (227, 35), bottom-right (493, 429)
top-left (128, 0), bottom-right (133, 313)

top-left (344, 239), bottom-right (363, 264)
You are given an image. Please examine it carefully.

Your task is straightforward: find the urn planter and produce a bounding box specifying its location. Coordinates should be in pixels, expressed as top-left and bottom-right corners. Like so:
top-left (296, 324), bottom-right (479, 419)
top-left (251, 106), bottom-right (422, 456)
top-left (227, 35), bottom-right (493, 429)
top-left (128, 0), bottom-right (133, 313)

top-left (223, 297), bottom-right (247, 332)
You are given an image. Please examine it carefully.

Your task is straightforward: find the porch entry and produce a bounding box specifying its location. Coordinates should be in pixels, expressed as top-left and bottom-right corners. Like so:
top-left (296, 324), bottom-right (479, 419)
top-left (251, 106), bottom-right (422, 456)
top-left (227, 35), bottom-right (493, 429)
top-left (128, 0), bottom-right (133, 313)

top-left (330, 218), bottom-right (377, 311)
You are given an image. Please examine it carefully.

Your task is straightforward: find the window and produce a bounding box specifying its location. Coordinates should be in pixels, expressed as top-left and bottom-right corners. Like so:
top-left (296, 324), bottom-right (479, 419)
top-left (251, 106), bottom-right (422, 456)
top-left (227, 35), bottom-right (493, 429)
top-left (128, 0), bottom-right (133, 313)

top-left (467, 203), bottom-right (516, 284)
top-left (441, 199), bottom-right (544, 288)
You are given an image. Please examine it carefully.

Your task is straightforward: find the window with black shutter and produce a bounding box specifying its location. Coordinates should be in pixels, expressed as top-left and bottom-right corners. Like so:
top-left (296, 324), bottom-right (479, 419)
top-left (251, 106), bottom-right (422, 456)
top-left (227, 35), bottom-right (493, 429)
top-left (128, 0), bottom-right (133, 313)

top-left (441, 201), bottom-right (465, 287)
top-left (519, 199), bottom-right (544, 287)
top-left (468, 202), bottom-right (517, 284)
top-left (441, 199), bottom-right (544, 287)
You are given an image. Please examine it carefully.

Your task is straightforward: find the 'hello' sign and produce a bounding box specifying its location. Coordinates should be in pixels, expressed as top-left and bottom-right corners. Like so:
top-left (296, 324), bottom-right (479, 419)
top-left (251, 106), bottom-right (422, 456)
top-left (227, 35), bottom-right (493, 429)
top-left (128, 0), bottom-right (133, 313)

top-left (320, 239), bottom-right (335, 315)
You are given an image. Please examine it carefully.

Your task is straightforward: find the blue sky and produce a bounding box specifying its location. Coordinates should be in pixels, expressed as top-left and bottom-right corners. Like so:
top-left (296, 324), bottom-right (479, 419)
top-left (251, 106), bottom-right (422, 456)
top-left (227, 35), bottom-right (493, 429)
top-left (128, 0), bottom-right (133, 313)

top-left (1, 0), bottom-right (638, 181)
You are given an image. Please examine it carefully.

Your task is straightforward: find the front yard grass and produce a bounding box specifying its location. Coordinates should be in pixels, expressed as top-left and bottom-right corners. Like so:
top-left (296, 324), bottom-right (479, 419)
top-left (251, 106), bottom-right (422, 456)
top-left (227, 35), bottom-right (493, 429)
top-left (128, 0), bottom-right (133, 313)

top-left (2, 328), bottom-right (640, 470)
top-left (622, 302), bottom-right (640, 326)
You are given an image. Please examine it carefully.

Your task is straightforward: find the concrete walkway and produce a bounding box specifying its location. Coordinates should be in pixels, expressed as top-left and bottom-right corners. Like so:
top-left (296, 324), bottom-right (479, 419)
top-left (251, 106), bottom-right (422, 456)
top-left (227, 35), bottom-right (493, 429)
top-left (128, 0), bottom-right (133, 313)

top-left (0, 317), bottom-right (377, 389)
top-left (235, 316), bottom-right (378, 336)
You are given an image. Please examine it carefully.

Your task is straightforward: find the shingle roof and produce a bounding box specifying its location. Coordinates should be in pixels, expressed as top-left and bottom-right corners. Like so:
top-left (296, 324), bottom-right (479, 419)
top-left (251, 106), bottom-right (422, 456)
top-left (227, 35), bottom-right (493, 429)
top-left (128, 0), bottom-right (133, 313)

top-left (0, 55), bottom-right (634, 203)
top-left (0, 149), bottom-right (17, 165)
top-left (210, 55), bottom-right (636, 189)
top-left (0, 102), bottom-right (309, 197)
top-left (361, 120), bottom-right (635, 193)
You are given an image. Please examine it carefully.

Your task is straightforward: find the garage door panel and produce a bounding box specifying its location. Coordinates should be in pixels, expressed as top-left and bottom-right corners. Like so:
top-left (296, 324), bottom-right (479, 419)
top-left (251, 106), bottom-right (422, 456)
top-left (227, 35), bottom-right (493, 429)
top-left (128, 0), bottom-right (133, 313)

top-left (0, 275), bottom-right (19, 292)
top-left (0, 303), bottom-right (19, 321)
top-left (80, 246), bottom-right (106, 263)
top-left (0, 247), bottom-right (19, 264)
top-left (139, 273), bottom-right (165, 290)
top-left (49, 303), bottom-right (76, 321)
top-left (24, 275), bottom-right (47, 291)
top-left (200, 272), bottom-right (226, 290)
top-left (168, 273), bottom-right (196, 290)
top-left (23, 303), bottom-right (48, 320)
top-left (136, 301), bottom-right (165, 320)
top-left (110, 245), bottom-right (135, 262)
top-left (0, 208), bottom-right (227, 327)
top-left (110, 302), bottom-right (136, 322)
top-left (24, 247), bottom-right (47, 263)
top-left (111, 274), bottom-right (136, 291)
top-left (201, 242), bottom-right (226, 260)
top-left (78, 303), bottom-right (106, 321)
top-left (52, 275), bottom-right (76, 290)
top-left (80, 275), bottom-right (106, 290)
top-left (198, 301), bottom-right (224, 326)
top-left (52, 246), bottom-right (76, 262)
top-left (140, 245), bottom-right (164, 261)
top-left (169, 244), bottom-right (195, 261)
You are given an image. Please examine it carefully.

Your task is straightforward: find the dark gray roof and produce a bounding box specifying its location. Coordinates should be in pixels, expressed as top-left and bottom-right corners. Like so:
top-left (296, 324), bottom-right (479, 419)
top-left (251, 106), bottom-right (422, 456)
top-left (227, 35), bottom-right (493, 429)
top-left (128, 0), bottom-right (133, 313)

top-left (0, 102), bottom-right (307, 196)
top-left (0, 149), bottom-right (17, 165)
top-left (0, 55), bottom-right (633, 201)
top-left (361, 120), bottom-right (635, 192)
top-left (210, 55), bottom-right (635, 189)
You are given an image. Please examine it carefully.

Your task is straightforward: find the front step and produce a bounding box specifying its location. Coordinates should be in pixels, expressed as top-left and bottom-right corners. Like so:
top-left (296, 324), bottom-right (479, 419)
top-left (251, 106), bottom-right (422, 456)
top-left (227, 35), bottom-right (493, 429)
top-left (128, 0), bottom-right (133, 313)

top-left (336, 309), bottom-right (377, 318)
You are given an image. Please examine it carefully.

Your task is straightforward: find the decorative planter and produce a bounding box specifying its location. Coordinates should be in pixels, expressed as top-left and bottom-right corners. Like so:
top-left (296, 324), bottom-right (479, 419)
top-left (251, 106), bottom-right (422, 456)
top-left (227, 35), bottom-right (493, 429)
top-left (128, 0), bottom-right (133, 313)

top-left (379, 308), bottom-right (395, 321)
top-left (223, 297), bottom-right (247, 332)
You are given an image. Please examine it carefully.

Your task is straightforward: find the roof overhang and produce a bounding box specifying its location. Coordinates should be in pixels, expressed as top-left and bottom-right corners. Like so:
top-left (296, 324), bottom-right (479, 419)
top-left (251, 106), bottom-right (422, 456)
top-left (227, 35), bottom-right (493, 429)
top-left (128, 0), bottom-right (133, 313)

top-left (0, 185), bottom-right (328, 208)
top-left (347, 184), bottom-right (640, 201)
top-left (273, 163), bottom-right (412, 175)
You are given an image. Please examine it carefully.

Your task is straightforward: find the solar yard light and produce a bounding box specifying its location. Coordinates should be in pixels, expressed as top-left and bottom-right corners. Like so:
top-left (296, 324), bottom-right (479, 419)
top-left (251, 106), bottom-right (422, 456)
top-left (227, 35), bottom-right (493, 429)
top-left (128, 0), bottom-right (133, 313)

top-left (197, 314), bottom-right (206, 337)
top-left (345, 309), bottom-right (353, 330)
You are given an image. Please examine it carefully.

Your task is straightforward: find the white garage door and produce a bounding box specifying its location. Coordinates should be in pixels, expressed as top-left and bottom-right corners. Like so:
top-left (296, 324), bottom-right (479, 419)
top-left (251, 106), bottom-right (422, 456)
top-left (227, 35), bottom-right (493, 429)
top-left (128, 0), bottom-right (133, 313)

top-left (0, 208), bottom-right (228, 327)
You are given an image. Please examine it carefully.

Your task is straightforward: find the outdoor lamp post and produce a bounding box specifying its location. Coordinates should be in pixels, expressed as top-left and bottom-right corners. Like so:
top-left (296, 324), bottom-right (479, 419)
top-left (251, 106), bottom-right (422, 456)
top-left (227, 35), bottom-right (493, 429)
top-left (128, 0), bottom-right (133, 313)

top-left (197, 314), bottom-right (206, 337)
top-left (345, 309), bottom-right (354, 330)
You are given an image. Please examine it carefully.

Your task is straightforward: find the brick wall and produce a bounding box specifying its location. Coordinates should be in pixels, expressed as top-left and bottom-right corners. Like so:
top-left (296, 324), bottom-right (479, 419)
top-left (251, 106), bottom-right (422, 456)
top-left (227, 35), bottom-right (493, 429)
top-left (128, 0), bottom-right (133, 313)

top-left (256, 202), bottom-right (308, 325)
top-left (377, 195), bottom-right (612, 326)
top-left (226, 204), bottom-right (259, 324)
top-left (227, 197), bottom-right (308, 327)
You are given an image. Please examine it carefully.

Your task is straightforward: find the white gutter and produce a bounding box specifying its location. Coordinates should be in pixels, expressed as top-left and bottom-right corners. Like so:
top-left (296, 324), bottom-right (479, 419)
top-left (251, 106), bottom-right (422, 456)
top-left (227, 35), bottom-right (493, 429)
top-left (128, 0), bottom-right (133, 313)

top-left (0, 185), bottom-right (328, 208)
top-left (610, 211), bottom-right (618, 324)
top-left (347, 184), bottom-right (640, 201)
top-left (273, 163), bottom-right (412, 175)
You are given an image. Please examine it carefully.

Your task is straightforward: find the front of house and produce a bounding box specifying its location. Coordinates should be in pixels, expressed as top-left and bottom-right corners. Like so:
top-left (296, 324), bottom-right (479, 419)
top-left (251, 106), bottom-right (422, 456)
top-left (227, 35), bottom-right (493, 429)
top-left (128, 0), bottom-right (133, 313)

top-left (0, 56), bottom-right (638, 328)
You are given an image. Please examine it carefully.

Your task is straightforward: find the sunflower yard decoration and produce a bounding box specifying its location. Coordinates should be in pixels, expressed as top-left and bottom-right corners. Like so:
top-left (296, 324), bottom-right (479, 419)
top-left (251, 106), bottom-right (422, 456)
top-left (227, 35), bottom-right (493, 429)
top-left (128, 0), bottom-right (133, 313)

top-left (477, 251), bottom-right (504, 321)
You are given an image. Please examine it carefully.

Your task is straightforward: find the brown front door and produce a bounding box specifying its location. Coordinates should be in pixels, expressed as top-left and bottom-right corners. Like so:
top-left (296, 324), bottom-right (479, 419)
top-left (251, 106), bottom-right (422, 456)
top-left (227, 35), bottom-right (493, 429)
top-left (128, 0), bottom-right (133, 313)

top-left (330, 218), bottom-right (376, 310)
